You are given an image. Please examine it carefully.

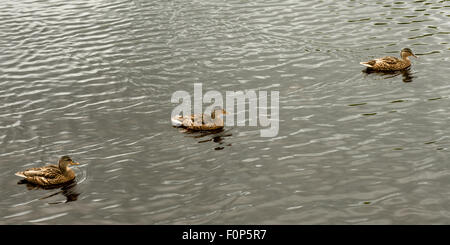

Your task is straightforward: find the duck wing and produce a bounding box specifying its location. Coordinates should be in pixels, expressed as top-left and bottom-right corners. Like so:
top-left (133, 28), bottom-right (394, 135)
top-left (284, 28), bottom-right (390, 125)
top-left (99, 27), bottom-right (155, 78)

top-left (17, 165), bottom-right (72, 186)
top-left (172, 114), bottom-right (206, 127)
top-left (173, 113), bottom-right (224, 131)
top-left (15, 165), bottom-right (60, 177)
top-left (186, 122), bottom-right (224, 131)
top-left (379, 56), bottom-right (401, 64)
top-left (185, 117), bottom-right (224, 131)
top-left (360, 56), bottom-right (402, 70)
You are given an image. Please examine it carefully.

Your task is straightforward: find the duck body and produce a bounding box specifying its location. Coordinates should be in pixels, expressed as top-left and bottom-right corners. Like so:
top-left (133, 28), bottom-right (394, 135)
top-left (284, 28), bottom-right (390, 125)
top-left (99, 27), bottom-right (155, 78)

top-left (15, 156), bottom-right (79, 186)
top-left (172, 109), bottom-right (227, 131)
top-left (360, 48), bottom-right (417, 71)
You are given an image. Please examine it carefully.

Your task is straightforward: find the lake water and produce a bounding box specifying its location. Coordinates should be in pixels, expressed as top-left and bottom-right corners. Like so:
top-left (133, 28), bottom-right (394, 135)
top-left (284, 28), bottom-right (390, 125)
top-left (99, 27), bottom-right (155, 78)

top-left (1, 0), bottom-right (450, 224)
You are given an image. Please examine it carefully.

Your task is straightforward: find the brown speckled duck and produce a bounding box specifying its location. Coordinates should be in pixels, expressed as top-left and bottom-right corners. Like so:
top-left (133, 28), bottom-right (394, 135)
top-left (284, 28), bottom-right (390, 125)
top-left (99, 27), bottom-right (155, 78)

top-left (15, 156), bottom-right (79, 186)
top-left (172, 109), bottom-right (227, 131)
top-left (360, 48), bottom-right (417, 71)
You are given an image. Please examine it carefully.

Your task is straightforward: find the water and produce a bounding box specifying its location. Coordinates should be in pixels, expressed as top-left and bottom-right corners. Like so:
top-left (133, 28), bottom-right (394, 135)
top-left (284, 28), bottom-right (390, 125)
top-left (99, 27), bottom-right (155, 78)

top-left (0, 0), bottom-right (449, 224)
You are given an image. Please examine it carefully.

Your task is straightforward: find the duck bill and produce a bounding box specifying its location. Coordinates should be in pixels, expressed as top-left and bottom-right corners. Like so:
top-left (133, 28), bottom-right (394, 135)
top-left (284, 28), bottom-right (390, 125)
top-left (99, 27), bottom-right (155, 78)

top-left (413, 54), bottom-right (418, 58)
top-left (71, 161), bottom-right (80, 165)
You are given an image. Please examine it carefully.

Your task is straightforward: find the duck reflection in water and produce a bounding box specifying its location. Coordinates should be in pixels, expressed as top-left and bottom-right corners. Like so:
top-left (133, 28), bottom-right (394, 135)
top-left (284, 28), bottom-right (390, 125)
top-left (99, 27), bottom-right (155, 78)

top-left (362, 67), bottom-right (414, 83)
top-left (185, 128), bottom-right (233, 150)
top-left (18, 179), bottom-right (80, 204)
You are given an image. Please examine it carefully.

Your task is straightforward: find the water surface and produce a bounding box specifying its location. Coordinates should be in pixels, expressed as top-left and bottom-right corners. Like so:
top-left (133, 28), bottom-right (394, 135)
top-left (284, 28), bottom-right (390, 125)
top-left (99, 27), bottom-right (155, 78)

top-left (1, 0), bottom-right (450, 224)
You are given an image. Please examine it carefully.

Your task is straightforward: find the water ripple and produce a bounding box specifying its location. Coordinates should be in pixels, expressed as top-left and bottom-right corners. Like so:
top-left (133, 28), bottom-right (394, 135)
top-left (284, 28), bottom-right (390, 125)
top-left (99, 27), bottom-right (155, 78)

top-left (1, 0), bottom-right (450, 224)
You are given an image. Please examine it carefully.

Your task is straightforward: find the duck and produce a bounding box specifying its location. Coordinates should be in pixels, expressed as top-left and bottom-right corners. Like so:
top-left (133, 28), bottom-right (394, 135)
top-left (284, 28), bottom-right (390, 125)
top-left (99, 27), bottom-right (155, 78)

top-left (360, 48), bottom-right (417, 71)
top-left (172, 108), bottom-right (228, 131)
top-left (15, 156), bottom-right (79, 187)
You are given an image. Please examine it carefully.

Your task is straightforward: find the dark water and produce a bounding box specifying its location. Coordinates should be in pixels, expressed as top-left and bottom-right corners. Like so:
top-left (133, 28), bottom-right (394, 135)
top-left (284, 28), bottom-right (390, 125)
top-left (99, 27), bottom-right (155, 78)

top-left (1, 0), bottom-right (450, 224)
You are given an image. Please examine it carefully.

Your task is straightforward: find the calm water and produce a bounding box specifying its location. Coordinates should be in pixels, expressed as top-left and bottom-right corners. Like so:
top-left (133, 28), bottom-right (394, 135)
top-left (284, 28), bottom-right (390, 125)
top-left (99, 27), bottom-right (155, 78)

top-left (1, 0), bottom-right (450, 224)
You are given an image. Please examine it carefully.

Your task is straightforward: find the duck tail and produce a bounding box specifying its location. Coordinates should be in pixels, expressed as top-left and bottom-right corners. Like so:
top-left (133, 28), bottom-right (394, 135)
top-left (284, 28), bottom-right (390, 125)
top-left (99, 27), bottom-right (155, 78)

top-left (15, 172), bottom-right (26, 178)
top-left (171, 116), bottom-right (183, 127)
top-left (360, 62), bottom-right (373, 68)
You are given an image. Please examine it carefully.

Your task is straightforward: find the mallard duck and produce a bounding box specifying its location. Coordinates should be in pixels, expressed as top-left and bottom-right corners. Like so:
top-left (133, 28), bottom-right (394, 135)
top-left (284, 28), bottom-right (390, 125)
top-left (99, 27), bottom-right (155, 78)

top-left (172, 109), bottom-right (227, 131)
top-left (360, 48), bottom-right (417, 71)
top-left (15, 156), bottom-right (79, 186)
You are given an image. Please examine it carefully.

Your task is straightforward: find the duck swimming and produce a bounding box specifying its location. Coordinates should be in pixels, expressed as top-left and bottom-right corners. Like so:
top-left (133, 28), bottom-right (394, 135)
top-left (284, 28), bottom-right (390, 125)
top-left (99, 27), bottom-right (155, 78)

top-left (172, 109), bottom-right (227, 131)
top-left (360, 48), bottom-right (417, 71)
top-left (15, 156), bottom-right (79, 187)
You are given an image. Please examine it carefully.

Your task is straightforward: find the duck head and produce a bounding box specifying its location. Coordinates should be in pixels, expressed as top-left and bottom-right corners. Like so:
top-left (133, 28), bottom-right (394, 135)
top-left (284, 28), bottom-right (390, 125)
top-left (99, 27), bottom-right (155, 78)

top-left (58, 156), bottom-right (79, 171)
top-left (401, 48), bottom-right (417, 59)
top-left (211, 109), bottom-right (228, 119)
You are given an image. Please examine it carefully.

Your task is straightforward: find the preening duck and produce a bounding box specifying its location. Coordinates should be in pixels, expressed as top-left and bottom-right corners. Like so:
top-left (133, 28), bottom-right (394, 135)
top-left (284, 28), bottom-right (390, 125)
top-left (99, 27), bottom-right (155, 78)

top-left (172, 109), bottom-right (227, 131)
